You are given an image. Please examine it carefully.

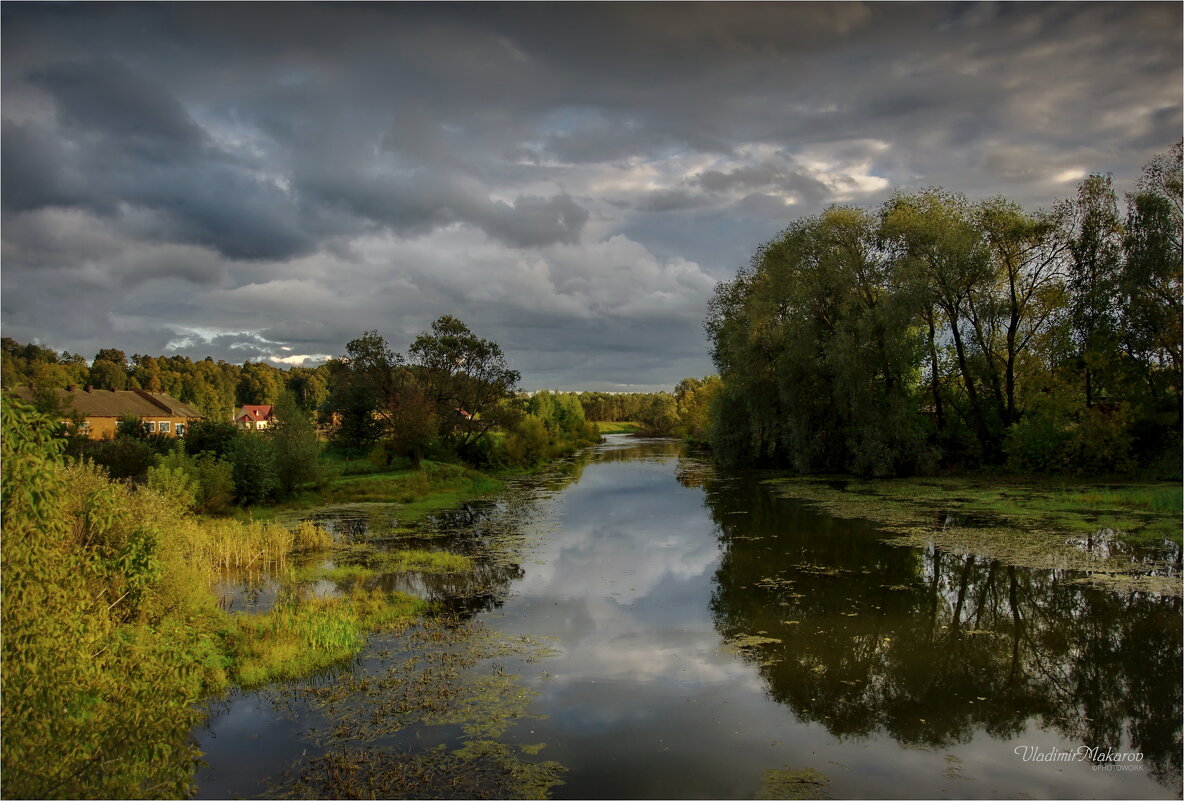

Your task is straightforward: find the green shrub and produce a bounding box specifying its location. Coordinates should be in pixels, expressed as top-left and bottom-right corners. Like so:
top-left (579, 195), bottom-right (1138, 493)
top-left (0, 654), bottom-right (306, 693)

top-left (229, 433), bottom-right (278, 506)
top-left (503, 415), bottom-right (549, 466)
top-left (156, 446), bottom-right (235, 514)
top-left (88, 436), bottom-right (159, 480)
top-left (184, 419), bottom-right (242, 460)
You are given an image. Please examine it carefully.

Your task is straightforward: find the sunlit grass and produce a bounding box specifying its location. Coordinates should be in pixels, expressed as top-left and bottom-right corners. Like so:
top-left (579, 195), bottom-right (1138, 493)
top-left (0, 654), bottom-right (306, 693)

top-left (595, 421), bottom-right (642, 435)
top-left (376, 549), bottom-right (473, 573)
top-left (227, 589), bottom-right (427, 687)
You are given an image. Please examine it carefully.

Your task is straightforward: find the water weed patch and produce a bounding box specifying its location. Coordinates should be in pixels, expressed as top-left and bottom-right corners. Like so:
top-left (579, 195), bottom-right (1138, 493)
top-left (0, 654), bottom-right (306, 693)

top-left (765, 475), bottom-right (1182, 594)
top-left (227, 590), bottom-right (427, 688)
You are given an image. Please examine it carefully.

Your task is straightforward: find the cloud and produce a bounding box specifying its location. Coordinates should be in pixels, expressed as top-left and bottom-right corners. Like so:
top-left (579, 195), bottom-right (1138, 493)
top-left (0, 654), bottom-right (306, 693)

top-left (2, 2), bottom-right (1179, 387)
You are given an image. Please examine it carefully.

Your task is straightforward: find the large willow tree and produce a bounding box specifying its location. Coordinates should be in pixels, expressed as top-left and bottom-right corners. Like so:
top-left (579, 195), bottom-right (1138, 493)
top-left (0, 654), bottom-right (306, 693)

top-left (706, 143), bottom-right (1182, 476)
top-left (707, 206), bottom-right (932, 475)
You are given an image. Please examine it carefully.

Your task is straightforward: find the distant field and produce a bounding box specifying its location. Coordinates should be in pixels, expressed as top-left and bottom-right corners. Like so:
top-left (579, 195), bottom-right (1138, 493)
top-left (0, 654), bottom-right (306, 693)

top-left (595, 421), bottom-right (642, 435)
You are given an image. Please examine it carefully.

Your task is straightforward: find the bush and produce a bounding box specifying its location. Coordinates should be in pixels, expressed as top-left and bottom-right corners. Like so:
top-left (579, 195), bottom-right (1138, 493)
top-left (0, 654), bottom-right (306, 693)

top-left (146, 464), bottom-right (199, 512)
top-left (1066, 404), bottom-right (1135, 475)
top-left (184, 419), bottom-right (242, 460)
top-left (503, 415), bottom-right (550, 466)
top-left (1006, 396), bottom-right (1136, 476)
top-left (229, 433), bottom-right (278, 506)
top-left (154, 446), bottom-right (235, 515)
top-left (2, 397), bottom-right (207, 798)
top-left (88, 436), bottom-right (159, 480)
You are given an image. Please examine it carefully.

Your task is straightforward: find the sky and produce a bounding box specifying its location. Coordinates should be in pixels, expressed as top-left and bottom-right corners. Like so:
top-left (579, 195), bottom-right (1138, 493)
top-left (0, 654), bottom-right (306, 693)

top-left (2, 2), bottom-right (1180, 391)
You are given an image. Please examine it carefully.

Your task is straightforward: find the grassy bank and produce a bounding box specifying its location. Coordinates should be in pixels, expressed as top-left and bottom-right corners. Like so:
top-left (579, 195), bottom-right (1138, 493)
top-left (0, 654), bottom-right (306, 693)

top-left (2, 398), bottom-right (517, 797)
top-left (766, 474), bottom-right (1182, 594)
top-left (595, 420), bottom-right (643, 435)
top-left (245, 459), bottom-right (504, 524)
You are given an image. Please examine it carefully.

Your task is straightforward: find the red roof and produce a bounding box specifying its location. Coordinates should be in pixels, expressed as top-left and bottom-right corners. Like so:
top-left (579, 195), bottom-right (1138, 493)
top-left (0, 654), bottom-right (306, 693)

top-left (237, 404), bottom-right (274, 422)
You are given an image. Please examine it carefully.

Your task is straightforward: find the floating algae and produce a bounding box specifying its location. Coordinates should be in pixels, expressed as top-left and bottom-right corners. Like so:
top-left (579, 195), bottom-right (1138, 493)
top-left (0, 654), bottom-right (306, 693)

top-left (266, 618), bottom-right (565, 799)
top-left (765, 476), bottom-right (1181, 596)
top-left (756, 767), bottom-right (831, 800)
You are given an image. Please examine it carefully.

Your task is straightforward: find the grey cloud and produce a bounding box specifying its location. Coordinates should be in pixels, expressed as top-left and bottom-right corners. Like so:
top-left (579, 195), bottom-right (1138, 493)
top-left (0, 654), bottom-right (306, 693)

top-left (696, 163), bottom-right (831, 207)
top-left (1, 2), bottom-right (1179, 390)
top-left (633, 190), bottom-right (714, 214)
top-left (1, 119), bottom-right (84, 213)
top-left (481, 194), bottom-right (588, 248)
top-left (30, 59), bottom-right (206, 159)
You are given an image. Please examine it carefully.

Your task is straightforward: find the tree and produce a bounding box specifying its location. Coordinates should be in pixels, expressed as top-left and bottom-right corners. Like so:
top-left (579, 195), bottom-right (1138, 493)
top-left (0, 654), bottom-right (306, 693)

top-left (89, 358), bottom-right (128, 391)
top-left (709, 206), bottom-right (932, 474)
top-left (323, 332), bottom-right (400, 455)
top-left (184, 419), bottom-right (242, 461)
top-left (972, 197), bottom-right (1071, 429)
top-left (882, 190), bottom-right (999, 462)
top-left (383, 371), bottom-right (439, 467)
top-left (236, 361), bottom-right (285, 406)
top-left (229, 433), bottom-right (278, 507)
top-left (408, 316), bottom-right (521, 456)
top-left (1067, 174), bottom-right (1125, 408)
top-left (267, 391), bottom-right (323, 498)
top-left (674, 375), bottom-right (722, 445)
top-left (286, 366), bottom-right (330, 413)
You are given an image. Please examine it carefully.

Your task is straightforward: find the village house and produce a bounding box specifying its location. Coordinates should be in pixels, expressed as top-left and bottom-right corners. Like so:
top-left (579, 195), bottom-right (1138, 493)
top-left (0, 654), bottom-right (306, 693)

top-left (10, 386), bottom-right (204, 439)
top-left (235, 404), bottom-right (275, 430)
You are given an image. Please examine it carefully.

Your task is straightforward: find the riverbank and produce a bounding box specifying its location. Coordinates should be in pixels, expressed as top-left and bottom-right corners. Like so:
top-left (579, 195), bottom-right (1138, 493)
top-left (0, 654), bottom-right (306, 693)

top-left (766, 474), bottom-right (1182, 595)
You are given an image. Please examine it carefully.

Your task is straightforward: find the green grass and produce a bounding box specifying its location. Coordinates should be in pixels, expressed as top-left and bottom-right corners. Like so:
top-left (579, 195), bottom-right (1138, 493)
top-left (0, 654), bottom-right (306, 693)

top-left (226, 589), bottom-right (428, 687)
top-left (374, 549), bottom-right (473, 573)
top-left (595, 421), bottom-right (642, 435)
top-left (270, 460), bottom-right (504, 525)
top-left (296, 563), bottom-right (377, 585)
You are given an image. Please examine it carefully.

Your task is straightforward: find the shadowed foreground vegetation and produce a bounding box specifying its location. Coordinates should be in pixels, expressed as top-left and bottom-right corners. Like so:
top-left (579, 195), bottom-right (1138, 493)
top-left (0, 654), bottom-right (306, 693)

top-left (0, 397), bottom-right (460, 798)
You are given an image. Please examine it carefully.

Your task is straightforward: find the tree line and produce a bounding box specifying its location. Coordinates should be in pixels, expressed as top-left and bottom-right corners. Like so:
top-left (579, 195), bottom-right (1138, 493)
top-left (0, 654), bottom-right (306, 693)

top-left (703, 143), bottom-right (1181, 477)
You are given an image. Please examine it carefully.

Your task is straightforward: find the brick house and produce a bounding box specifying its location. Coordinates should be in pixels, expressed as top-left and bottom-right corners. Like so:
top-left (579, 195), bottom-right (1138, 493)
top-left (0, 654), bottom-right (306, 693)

top-left (235, 404), bottom-right (275, 430)
top-left (10, 386), bottom-right (204, 439)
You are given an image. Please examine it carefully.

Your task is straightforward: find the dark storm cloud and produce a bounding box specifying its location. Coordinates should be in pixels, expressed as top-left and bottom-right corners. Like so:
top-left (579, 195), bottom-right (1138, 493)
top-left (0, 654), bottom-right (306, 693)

top-left (29, 59), bottom-right (206, 156)
top-left (2, 2), bottom-right (1179, 388)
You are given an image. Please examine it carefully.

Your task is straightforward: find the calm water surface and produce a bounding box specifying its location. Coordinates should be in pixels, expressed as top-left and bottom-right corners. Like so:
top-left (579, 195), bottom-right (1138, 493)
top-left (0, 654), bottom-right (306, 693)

top-left (195, 436), bottom-right (1182, 799)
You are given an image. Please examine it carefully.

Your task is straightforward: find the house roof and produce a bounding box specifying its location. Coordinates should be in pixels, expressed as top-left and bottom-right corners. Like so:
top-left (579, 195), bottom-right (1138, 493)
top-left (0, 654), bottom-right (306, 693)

top-left (236, 404), bottom-right (274, 422)
top-left (8, 387), bottom-right (204, 419)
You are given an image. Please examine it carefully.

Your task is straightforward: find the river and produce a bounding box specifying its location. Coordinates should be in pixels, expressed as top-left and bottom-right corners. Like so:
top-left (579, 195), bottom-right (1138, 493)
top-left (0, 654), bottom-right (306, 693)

top-left (194, 435), bottom-right (1182, 799)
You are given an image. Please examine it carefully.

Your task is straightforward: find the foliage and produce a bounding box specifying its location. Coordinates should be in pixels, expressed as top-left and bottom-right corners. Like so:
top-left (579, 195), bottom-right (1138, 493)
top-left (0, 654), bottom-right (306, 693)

top-left (155, 445), bottom-right (235, 515)
top-left (267, 391), bottom-right (324, 498)
top-left (502, 391), bottom-right (600, 466)
top-left (705, 143), bottom-right (1182, 476)
top-left (229, 432), bottom-right (279, 506)
top-left (183, 418), bottom-right (242, 460)
top-left (673, 375), bottom-right (721, 445)
top-left (2, 397), bottom-right (207, 798)
top-left (409, 315), bottom-right (522, 456)
top-left (709, 205), bottom-right (934, 475)
top-left (3, 396), bottom-right (449, 798)
top-left (503, 415), bottom-right (551, 466)
top-left (636, 392), bottom-right (680, 437)
top-left (88, 435), bottom-right (160, 480)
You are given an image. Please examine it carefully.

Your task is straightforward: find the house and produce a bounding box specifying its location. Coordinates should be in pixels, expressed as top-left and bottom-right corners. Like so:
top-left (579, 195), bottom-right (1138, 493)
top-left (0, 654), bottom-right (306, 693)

top-left (9, 386), bottom-right (204, 439)
top-left (235, 404), bottom-right (275, 430)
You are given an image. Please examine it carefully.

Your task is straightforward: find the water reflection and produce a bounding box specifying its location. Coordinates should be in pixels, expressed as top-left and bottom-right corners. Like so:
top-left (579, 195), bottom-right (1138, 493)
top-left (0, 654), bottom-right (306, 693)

top-left (196, 437), bottom-right (1182, 799)
top-left (702, 469), bottom-right (1183, 788)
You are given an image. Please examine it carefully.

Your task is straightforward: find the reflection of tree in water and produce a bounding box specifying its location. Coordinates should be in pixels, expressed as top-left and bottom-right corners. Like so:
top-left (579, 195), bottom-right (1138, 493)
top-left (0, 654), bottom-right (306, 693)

top-left (703, 471), bottom-right (1182, 788)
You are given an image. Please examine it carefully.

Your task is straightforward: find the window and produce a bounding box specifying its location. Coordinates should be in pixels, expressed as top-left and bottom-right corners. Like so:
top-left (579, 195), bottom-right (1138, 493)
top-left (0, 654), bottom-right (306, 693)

top-left (176, 423), bottom-right (185, 437)
top-left (143, 421), bottom-right (157, 433)
top-left (159, 421), bottom-right (171, 434)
